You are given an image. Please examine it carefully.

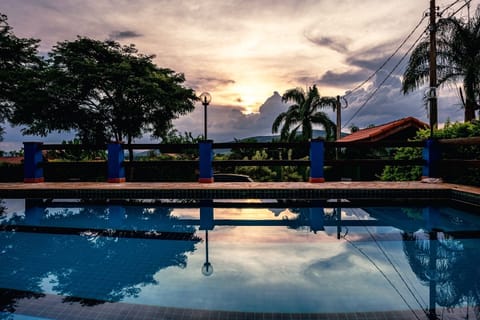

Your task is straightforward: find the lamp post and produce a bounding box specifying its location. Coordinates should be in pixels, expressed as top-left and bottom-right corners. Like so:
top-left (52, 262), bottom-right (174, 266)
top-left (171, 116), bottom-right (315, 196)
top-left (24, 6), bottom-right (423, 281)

top-left (199, 92), bottom-right (212, 140)
top-left (201, 230), bottom-right (214, 276)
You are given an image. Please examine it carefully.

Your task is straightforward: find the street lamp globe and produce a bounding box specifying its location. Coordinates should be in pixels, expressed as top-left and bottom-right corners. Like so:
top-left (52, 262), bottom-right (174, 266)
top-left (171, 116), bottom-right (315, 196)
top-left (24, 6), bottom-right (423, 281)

top-left (199, 92), bottom-right (211, 106)
top-left (202, 262), bottom-right (214, 276)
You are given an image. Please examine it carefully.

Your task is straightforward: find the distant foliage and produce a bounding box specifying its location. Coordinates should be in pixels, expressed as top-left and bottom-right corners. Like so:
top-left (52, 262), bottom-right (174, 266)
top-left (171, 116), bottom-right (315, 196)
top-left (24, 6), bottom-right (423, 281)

top-left (235, 150), bottom-right (278, 182)
top-left (46, 139), bottom-right (106, 161)
top-left (381, 121), bottom-right (480, 185)
top-left (381, 147), bottom-right (423, 181)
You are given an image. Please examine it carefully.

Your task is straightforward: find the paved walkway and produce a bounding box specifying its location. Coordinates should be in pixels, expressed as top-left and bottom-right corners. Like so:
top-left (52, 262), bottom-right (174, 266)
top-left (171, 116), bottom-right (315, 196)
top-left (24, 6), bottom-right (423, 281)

top-left (0, 181), bottom-right (478, 192)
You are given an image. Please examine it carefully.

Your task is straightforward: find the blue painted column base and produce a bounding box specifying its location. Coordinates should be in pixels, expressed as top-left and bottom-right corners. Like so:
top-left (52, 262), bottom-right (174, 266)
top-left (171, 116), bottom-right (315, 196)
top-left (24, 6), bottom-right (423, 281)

top-left (107, 142), bottom-right (126, 183)
top-left (309, 139), bottom-right (325, 183)
top-left (422, 138), bottom-right (441, 179)
top-left (23, 142), bottom-right (44, 183)
top-left (199, 140), bottom-right (214, 183)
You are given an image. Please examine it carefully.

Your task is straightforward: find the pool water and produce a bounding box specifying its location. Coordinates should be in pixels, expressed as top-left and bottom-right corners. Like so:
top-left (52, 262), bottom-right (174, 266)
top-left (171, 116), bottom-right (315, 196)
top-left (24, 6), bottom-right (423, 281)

top-left (0, 199), bottom-right (479, 319)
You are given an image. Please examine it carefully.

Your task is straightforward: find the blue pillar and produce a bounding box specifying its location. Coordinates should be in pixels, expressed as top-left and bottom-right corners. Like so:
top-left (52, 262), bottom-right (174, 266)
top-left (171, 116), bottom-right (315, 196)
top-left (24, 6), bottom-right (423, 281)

top-left (200, 200), bottom-right (214, 230)
top-left (107, 142), bottom-right (125, 183)
top-left (423, 207), bottom-right (440, 231)
top-left (25, 199), bottom-right (44, 225)
top-left (309, 139), bottom-right (325, 183)
top-left (108, 205), bottom-right (126, 228)
top-left (23, 142), bottom-right (44, 183)
top-left (422, 138), bottom-right (441, 178)
top-left (199, 140), bottom-right (214, 183)
top-left (309, 205), bottom-right (325, 234)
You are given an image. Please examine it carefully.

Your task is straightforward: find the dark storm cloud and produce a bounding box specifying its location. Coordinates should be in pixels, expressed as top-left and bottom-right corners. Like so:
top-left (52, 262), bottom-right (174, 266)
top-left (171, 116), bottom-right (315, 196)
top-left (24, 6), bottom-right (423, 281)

top-left (338, 72), bottom-right (463, 131)
top-left (346, 40), bottom-right (405, 71)
top-left (319, 69), bottom-right (372, 87)
top-left (304, 34), bottom-right (350, 53)
top-left (108, 30), bottom-right (143, 40)
top-left (174, 92), bottom-right (289, 141)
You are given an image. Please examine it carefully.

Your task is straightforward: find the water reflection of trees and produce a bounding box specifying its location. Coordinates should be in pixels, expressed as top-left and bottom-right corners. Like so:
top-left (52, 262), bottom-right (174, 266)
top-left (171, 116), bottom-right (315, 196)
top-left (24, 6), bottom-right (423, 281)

top-left (0, 203), bottom-right (200, 310)
top-left (0, 200), bottom-right (5, 216)
top-left (403, 230), bottom-right (480, 311)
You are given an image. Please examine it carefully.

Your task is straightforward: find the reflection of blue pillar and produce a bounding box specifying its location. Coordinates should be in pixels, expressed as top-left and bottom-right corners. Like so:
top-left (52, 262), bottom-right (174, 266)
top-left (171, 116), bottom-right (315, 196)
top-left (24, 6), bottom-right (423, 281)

top-left (423, 207), bottom-right (440, 231)
top-left (309, 139), bottom-right (325, 183)
top-left (200, 200), bottom-right (214, 230)
top-left (23, 142), bottom-right (44, 183)
top-left (422, 138), bottom-right (440, 178)
top-left (199, 140), bottom-right (214, 183)
top-left (336, 207), bottom-right (342, 240)
top-left (309, 205), bottom-right (325, 233)
top-left (107, 143), bottom-right (125, 183)
top-left (25, 199), bottom-right (44, 225)
top-left (108, 205), bottom-right (126, 228)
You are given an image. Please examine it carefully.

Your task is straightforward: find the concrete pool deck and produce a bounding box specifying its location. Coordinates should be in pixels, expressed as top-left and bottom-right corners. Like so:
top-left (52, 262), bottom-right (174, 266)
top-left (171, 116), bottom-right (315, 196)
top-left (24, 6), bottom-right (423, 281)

top-left (0, 180), bottom-right (477, 189)
top-left (0, 181), bottom-right (479, 206)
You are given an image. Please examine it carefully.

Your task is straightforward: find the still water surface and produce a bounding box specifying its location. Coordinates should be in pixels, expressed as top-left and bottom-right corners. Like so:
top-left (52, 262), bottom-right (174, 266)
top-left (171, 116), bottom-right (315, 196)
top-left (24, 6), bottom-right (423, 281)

top-left (0, 199), bottom-right (479, 314)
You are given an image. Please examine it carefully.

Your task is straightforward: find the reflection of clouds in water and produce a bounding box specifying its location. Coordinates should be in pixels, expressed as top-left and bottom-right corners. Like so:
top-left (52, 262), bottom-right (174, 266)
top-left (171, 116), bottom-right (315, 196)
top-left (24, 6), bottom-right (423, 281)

top-left (1, 199), bottom-right (27, 221)
top-left (342, 208), bottom-right (371, 219)
top-left (137, 238), bottom-right (425, 313)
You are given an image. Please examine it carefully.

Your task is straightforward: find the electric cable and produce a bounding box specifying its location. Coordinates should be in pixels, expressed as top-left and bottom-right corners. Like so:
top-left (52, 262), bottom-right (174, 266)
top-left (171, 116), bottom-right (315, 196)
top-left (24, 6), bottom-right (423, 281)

top-left (344, 15), bottom-right (428, 99)
top-left (361, 220), bottom-right (429, 310)
top-left (341, 0), bottom-right (472, 129)
top-left (343, 209), bottom-right (430, 319)
top-left (342, 27), bottom-right (428, 129)
top-left (442, 0), bottom-right (472, 18)
top-left (439, 0), bottom-right (464, 16)
top-left (342, 235), bottom-right (425, 320)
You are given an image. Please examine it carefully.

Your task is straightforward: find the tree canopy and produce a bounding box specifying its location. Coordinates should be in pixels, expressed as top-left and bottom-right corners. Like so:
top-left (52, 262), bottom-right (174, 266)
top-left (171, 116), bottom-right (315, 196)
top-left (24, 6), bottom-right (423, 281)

top-left (403, 11), bottom-right (480, 122)
top-left (0, 13), bottom-right (41, 139)
top-left (10, 37), bottom-right (197, 148)
top-left (272, 85), bottom-right (336, 142)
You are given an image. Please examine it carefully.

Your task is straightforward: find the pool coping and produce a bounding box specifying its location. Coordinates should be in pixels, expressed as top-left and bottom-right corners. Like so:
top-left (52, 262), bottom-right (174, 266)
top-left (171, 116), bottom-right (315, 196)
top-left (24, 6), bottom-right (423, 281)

top-left (0, 181), bottom-right (479, 205)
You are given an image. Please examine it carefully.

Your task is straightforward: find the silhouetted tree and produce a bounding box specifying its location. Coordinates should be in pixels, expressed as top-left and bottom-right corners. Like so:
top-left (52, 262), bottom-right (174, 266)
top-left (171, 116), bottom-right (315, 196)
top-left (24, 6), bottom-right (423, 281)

top-left (272, 85), bottom-right (336, 142)
top-left (10, 37), bottom-right (197, 161)
top-left (0, 12), bottom-right (41, 140)
top-left (403, 10), bottom-right (480, 121)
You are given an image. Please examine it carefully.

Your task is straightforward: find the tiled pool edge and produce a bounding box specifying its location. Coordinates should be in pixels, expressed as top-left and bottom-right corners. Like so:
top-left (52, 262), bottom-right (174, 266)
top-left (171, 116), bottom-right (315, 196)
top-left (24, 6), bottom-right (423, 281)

top-left (3, 288), bottom-right (474, 320)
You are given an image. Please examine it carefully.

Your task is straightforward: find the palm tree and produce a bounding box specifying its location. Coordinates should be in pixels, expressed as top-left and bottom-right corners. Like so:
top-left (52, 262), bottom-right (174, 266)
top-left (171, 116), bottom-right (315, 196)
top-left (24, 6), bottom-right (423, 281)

top-left (403, 13), bottom-right (480, 122)
top-left (272, 85), bottom-right (336, 142)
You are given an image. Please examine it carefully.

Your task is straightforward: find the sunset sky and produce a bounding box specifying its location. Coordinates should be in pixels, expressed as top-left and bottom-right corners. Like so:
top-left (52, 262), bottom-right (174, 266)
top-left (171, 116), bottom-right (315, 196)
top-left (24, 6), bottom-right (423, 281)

top-left (1, 0), bottom-right (478, 150)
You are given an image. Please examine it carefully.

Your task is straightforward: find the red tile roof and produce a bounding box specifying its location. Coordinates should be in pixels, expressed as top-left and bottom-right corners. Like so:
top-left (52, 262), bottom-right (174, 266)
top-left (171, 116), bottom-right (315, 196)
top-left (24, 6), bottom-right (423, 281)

top-left (338, 117), bottom-right (428, 143)
top-left (0, 156), bottom-right (23, 164)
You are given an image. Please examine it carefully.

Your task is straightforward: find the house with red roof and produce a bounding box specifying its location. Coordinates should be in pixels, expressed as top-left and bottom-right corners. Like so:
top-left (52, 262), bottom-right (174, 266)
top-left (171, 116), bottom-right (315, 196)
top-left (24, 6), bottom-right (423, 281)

top-left (335, 117), bottom-right (428, 181)
top-left (338, 117), bottom-right (428, 143)
top-left (0, 156), bottom-right (23, 164)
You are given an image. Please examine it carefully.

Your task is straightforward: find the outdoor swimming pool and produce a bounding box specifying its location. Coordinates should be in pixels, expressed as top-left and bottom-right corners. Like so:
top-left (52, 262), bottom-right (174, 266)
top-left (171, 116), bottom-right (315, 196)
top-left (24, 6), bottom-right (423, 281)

top-left (0, 198), bottom-right (479, 320)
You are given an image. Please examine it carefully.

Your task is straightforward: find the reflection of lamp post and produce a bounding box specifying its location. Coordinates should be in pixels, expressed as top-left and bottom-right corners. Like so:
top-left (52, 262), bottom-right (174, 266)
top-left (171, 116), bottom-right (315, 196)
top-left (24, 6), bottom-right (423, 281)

top-left (199, 92), bottom-right (211, 140)
top-left (201, 230), bottom-right (213, 276)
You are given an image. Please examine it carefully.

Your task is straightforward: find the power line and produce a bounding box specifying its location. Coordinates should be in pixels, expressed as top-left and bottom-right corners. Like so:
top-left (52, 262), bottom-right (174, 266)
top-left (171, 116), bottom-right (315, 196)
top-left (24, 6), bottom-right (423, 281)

top-left (440, 0), bottom-right (472, 18)
top-left (342, 27), bottom-right (428, 129)
top-left (445, 0), bottom-right (472, 18)
top-left (342, 0), bottom-right (472, 129)
top-left (344, 209), bottom-right (429, 320)
top-left (343, 235), bottom-right (425, 320)
top-left (439, 0), bottom-right (464, 16)
top-left (344, 15), bottom-right (428, 98)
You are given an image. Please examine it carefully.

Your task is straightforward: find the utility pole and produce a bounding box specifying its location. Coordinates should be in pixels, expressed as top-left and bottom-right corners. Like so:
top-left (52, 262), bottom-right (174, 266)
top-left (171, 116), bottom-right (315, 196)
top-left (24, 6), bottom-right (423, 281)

top-left (336, 95), bottom-right (341, 141)
top-left (429, 0), bottom-right (438, 135)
